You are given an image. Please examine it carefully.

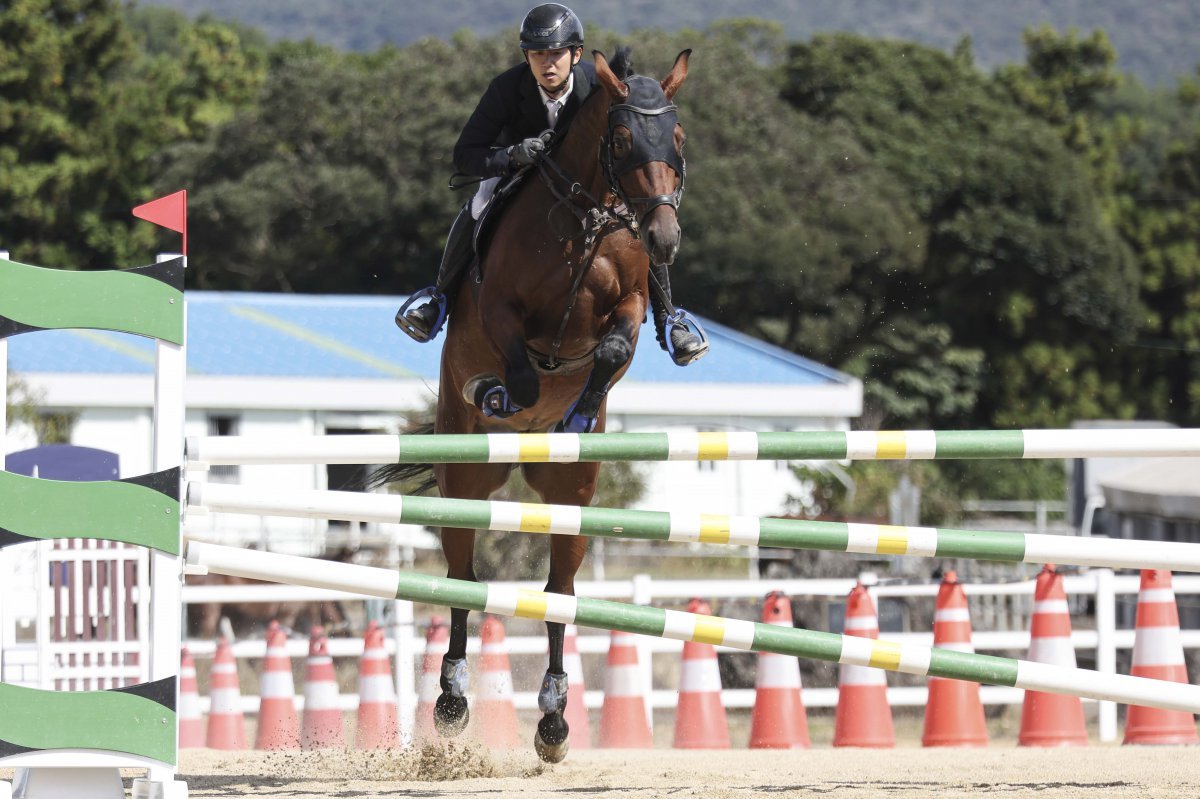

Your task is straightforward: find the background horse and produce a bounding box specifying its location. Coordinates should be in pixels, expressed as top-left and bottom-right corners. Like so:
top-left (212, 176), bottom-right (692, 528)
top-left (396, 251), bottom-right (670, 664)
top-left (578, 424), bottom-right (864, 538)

top-left (379, 47), bottom-right (690, 762)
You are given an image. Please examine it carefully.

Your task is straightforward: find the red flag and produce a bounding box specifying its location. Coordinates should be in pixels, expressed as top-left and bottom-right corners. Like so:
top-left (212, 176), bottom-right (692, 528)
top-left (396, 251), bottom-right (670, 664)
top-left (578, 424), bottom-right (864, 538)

top-left (132, 190), bottom-right (187, 255)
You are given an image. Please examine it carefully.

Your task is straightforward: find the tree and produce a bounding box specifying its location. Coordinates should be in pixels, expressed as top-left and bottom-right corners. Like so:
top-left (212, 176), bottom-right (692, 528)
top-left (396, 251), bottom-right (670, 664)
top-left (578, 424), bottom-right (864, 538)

top-left (0, 1), bottom-right (264, 267)
top-left (782, 33), bottom-right (1139, 428)
top-left (156, 33), bottom-right (519, 292)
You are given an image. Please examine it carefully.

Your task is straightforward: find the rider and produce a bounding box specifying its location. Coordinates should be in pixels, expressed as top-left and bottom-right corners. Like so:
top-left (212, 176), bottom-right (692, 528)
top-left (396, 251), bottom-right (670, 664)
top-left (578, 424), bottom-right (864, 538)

top-left (395, 3), bottom-right (708, 366)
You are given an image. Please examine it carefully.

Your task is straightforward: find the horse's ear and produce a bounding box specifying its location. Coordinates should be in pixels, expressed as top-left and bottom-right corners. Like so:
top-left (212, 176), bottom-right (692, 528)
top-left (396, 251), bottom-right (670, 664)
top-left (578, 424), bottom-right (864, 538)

top-left (661, 49), bottom-right (691, 101)
top-left (593, 50), bottom-right (629, 100)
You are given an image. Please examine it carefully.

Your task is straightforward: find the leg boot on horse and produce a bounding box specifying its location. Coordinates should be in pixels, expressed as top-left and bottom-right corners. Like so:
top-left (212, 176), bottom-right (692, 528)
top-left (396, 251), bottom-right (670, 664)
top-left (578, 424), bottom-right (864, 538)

top-left (396, 204), bottom-right (474, 343)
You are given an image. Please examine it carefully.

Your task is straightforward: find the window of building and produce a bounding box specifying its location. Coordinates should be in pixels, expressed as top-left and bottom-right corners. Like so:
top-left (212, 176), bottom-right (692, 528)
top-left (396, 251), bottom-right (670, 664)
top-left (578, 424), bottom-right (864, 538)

top-left (206, 414), bottom-right (240, 483)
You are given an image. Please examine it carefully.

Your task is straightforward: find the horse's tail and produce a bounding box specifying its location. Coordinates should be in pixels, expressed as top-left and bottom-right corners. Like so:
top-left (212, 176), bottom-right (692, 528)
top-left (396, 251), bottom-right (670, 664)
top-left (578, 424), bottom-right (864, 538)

top-left (362, 421), bottom-right (439, 495)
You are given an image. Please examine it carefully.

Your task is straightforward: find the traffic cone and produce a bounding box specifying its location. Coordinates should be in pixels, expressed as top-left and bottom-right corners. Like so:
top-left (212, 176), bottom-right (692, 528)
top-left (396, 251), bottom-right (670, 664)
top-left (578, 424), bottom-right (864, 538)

top-left (300, 626), bottom-right (345, 749)
top-left (749, 592), bottom-right (810, 748)
top-left (922, 571), bottom-right (988, 747)
top-left (833, 583), bottom-right (894, 747)
top-left (206, 637), bottom-right (247, 749)
top-left (599, 630), bottom-right (653, 748)
top-left (255, 621), bottom-right (300, 749)
top-left (475, 615), bottom-right (520, 748)
top-left (178, 647), bottom-right (205, 748)
top-left (1123, 569), bottom-right (1199, 745)
top-left (673, 598), bottom-right (730, 748)
top-left (356, 620), bottom-right (399, 749)
top-left (1019, 564), bottom-right (1088, 746)
top-left (414, 617), bottom-right (448, 742)
top-left (562, 624), bottom-right (592, 749)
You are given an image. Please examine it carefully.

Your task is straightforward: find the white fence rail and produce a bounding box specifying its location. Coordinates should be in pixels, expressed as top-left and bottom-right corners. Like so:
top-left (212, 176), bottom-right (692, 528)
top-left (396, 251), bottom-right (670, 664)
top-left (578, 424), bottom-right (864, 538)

top-left (175, 569), bottom-right (1200, 743)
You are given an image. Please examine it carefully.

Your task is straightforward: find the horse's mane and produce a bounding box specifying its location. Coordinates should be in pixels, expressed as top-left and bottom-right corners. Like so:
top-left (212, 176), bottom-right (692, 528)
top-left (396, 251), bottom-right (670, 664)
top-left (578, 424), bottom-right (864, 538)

top-left (609, 45), bottom-right (634, 80)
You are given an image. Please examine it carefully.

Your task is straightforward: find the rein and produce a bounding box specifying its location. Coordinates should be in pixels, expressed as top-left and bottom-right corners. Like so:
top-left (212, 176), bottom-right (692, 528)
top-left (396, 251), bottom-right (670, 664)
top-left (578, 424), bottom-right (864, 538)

top-left (527, 79), bottom-right (687, 372)
top-left (532, 153), bottom-right (636, 371)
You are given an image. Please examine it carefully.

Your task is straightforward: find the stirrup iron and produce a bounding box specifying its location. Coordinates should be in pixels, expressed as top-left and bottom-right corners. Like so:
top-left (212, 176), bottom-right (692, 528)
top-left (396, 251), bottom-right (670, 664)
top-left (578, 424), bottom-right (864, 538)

top-left (665, 308), bottom-right (710, 366)
top-left (395, 287), bottom-right (448, 343)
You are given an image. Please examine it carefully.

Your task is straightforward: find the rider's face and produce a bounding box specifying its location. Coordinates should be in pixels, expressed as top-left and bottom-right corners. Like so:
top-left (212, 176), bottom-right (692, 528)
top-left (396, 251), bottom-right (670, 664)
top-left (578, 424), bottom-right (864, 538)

top-left (526, 47), bottom-right (580, 97)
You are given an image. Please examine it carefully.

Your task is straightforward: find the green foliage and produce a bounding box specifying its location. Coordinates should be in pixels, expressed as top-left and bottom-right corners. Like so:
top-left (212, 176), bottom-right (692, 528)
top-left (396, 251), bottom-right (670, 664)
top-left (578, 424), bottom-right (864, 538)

top-left (4, 372), bottom-right (74, 443)
top-left (0, 0), bottom-right (265, 267)
top-left (5, 372), bottom-right (41, 432)
top-left (790, 458), bottom-right (1065, 527)
top-left (157, 33), bottom-right (516, 292)
top-left (782, 33), bottom-right (1139, 428)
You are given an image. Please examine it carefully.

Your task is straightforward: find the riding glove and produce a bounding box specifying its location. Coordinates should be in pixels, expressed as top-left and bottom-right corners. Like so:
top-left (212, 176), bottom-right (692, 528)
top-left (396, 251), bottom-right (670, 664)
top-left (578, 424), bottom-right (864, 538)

top-left (509, 136), bottom-right (547, 167)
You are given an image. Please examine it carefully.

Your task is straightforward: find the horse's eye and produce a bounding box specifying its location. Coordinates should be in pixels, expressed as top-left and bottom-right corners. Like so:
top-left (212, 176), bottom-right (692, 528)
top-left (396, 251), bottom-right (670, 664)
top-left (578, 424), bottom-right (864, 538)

top-left (612, 131), bottom-right (631, 159)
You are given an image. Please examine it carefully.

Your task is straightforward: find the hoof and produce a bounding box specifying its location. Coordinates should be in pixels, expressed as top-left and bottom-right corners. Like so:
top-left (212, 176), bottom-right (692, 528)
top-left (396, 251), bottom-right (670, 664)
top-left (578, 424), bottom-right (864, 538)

top-left (534, 714), bottom-right (570, 763)
top-left (534, 730), bottom-right (570, 764)
top-left (434, 692), bottom-right (469, 738)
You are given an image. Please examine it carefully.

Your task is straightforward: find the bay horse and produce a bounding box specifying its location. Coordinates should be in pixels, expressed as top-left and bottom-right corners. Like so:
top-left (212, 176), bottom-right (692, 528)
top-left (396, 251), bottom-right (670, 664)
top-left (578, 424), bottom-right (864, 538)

top-left (378, 47), bottom-right (690, 762)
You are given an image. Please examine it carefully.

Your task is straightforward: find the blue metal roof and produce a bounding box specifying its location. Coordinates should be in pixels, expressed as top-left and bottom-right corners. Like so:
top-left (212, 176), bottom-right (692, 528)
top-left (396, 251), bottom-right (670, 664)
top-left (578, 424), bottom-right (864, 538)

top-left (7, 292), bottom-right (850, 386)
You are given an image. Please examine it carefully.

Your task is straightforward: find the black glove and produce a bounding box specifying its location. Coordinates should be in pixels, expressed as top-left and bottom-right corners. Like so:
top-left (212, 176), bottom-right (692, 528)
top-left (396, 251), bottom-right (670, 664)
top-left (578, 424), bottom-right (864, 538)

top-left (508, 136), bottom-right (546, 167)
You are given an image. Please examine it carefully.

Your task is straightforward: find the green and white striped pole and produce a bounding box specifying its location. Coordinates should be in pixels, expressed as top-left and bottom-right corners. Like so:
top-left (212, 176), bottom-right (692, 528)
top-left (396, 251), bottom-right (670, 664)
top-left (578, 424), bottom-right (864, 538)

top-left (186, 482), bottom-right (1200, 573)
top-left (185, 428), bottom-right (1200, 466)
top-left (185, 540), bottom-right (1200, 715)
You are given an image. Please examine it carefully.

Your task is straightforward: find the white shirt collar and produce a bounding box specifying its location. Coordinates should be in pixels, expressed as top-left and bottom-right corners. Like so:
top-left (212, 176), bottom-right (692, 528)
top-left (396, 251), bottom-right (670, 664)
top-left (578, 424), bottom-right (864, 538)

top-left (538, 71), bottom-right (575, 126)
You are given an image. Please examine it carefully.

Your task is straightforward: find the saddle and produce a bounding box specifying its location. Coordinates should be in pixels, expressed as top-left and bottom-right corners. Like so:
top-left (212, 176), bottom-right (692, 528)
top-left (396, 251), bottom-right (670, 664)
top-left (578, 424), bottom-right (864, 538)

top-left (468, 169), bottom-right (532, 281)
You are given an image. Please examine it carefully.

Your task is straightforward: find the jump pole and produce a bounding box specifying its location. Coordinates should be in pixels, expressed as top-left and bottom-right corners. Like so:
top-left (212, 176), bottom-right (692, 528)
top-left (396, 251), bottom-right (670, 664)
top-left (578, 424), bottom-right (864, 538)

top-left (184, 540), bottom-right (1200, 715)
top-left (187, 482), bottom-right (1200, 573)
top-left (184, 428), bottom-right (1200, 466)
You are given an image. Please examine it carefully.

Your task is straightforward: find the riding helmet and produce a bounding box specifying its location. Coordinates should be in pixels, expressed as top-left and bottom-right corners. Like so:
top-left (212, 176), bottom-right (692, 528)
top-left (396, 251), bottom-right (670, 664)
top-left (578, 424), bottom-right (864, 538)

top-left (519, 4), bottom-right (584, 51)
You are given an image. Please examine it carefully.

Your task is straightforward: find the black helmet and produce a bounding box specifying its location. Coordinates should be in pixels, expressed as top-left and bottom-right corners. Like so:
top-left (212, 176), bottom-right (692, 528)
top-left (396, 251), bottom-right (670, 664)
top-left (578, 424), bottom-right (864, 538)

top-left (519, 4), bottom-right (584, 51)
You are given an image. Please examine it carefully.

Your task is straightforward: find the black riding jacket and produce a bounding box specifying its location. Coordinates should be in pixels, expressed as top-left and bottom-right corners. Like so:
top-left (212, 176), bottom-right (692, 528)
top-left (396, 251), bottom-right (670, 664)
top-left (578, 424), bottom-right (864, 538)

top-left (453, 60), bottom-right (599, 179)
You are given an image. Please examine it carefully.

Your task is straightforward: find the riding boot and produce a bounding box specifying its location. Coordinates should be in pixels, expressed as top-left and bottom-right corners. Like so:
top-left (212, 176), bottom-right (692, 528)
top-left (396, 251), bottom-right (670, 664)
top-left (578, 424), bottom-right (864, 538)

top-left (396, 205), bottom-right (475, 342)
top-left (649, 261), bottom-right (709, 366)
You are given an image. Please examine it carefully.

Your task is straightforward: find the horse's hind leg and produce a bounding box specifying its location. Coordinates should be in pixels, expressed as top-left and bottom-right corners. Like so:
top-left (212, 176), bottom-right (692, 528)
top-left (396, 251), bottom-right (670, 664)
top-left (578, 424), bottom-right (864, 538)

top-left (523, 461), bottom-right (598, 762)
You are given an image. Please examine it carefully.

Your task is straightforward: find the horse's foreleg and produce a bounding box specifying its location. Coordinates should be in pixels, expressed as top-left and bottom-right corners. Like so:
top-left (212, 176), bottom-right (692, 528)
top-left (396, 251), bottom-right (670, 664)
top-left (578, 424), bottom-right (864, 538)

top-left (523, 463), bottom-right (598, 762)
top-left (559, 301), bottom-right (641, 433)
top-left (473, 301), bottom-right (540, 413)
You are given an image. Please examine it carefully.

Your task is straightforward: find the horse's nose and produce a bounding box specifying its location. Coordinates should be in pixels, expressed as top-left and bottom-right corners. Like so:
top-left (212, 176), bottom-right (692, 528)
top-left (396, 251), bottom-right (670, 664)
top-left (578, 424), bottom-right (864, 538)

top-left (643, 207), bottom-right (680, 266)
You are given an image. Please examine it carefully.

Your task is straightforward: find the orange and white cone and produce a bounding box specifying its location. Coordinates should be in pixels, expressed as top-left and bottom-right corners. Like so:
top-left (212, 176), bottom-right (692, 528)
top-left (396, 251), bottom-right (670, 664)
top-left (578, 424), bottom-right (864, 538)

top-left (356, 620), bottom-right (399, 749)
top-left (562, 624), bottom-right (592, 749)
top-left (255, 621), bottom-right (300, 749)
top-left (1019, 564), bottom-right (1088, 746)
top-left (179, 646), bottom-right (205, 748)
top-left (922, 571), bottom-right (988, 747)
top-left (833, 583), bottom-right (894, 747)
top-left (673, 598), bottom-right (730, 748)
top-left (599, 630), bottom-right (653, 748)
top-left (1124, 569), bottom-right (1199, 745)
top-left (749, 592), bottom-right (810, 749)
top-left (476, 615), bottom-right (520, 748)
top-left (206, 637), bottom-right (247, 750)
top-left (414, 617), bottom-right (448, 742)
top-left (300, 626), bottom-right (345, 749)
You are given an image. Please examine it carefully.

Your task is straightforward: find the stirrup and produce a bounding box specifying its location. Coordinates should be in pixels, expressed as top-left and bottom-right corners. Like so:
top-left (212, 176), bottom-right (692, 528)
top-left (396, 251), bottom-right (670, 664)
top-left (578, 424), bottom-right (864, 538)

top-left (664, 309), bottom-right (710, 366)
top-left (395, 287), bottom-right (448, 343)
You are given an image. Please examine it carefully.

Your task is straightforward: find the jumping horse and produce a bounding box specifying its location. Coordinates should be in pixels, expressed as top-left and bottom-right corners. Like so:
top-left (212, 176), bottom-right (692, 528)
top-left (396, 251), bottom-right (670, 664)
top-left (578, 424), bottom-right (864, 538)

top-left (381, 47), bottom-right (692, 762)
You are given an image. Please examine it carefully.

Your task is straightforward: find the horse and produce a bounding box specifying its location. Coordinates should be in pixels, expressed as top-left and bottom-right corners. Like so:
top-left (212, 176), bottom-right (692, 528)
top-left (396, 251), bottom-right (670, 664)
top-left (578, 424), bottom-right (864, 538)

top-left (376, 47), bottom-right (691, 762)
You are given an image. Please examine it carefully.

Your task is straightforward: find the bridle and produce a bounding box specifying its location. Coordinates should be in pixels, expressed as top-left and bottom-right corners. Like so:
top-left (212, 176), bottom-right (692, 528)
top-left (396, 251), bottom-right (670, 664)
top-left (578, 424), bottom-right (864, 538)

top-left (600, 75), bottom-right (687, 230)
top-left (529, 74), bottom-right (686, 371)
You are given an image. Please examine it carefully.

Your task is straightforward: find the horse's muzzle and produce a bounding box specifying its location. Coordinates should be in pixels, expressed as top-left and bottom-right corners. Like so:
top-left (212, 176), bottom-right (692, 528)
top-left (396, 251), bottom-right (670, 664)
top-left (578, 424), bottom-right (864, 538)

top-left (643, 205), bottom-right (680, 266)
